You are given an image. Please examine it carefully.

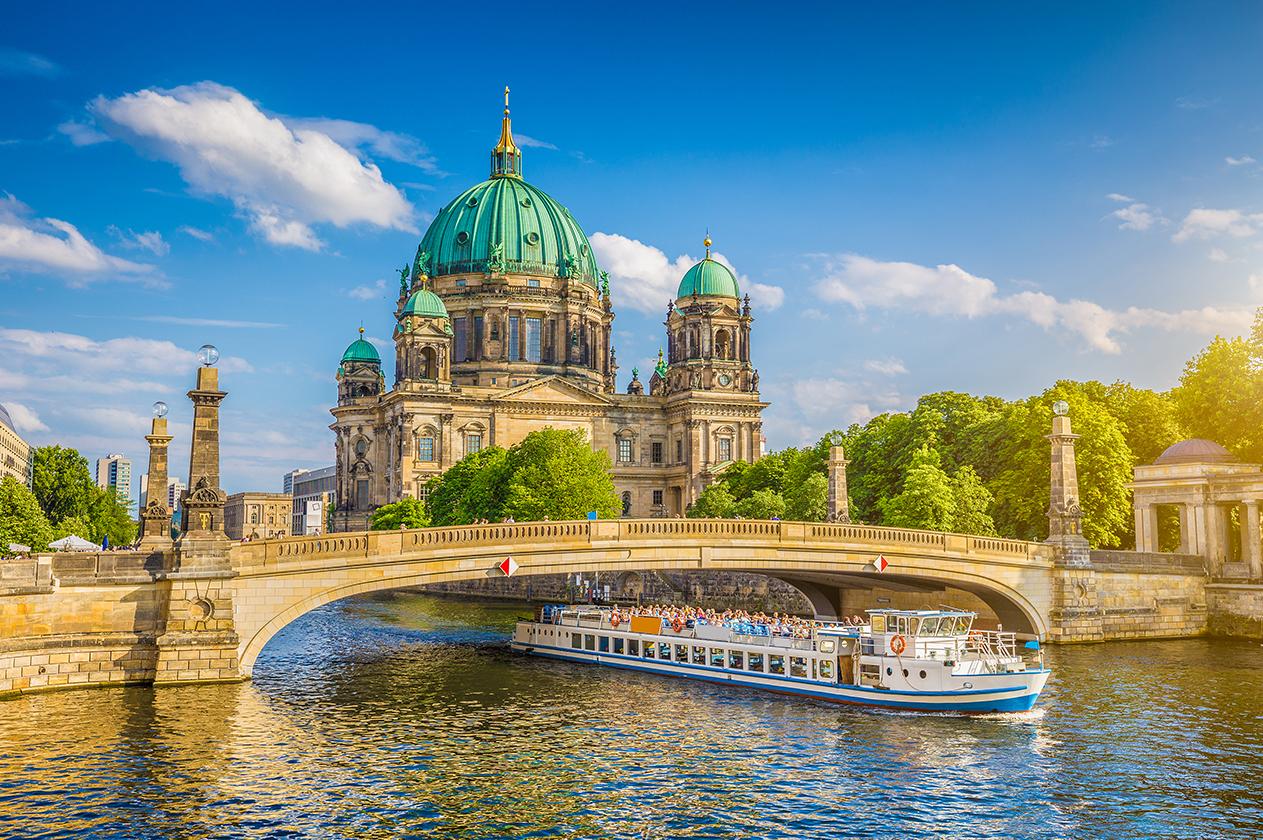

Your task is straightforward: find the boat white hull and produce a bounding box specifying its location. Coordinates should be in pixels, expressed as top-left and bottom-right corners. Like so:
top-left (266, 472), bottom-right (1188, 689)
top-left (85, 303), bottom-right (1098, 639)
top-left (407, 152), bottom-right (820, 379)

top-left (511, 640), bottom-right (1049, 714)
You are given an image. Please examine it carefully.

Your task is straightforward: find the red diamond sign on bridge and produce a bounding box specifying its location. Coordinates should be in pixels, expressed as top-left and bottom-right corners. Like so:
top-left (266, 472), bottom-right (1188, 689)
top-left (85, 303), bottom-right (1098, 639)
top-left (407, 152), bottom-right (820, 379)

top-left (498, 556), bottom-right (519, 577)
top-left (873, 554), bottom-right (889, 573)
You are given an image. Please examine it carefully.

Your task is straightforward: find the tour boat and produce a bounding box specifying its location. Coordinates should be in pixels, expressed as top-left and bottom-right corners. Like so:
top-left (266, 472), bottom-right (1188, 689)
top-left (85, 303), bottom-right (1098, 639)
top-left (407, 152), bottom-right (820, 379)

top-left (511, 607), bottom-right (1050, 714)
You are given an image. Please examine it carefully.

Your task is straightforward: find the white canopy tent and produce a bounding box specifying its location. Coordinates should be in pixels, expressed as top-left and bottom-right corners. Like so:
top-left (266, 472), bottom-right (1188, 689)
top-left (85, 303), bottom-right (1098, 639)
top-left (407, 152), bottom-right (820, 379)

top-left (49, 535), bottom-right (99, 552)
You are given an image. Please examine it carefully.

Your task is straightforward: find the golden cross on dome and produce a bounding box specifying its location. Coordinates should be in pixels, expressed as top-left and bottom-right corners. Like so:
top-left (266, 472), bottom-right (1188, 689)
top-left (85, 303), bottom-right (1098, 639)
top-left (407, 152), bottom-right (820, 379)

top-left (704, 230), bottom-right (712, 259)
top-left (504, 85), bottom-right (510, 116)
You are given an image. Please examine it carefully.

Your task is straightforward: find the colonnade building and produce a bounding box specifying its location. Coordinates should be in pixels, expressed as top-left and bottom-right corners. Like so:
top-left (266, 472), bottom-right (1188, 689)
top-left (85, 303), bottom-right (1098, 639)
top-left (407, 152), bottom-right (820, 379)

top-left (330, 94), bottom-right (766, 531)
top-left (1131, 438), bottom-right (1263, 579)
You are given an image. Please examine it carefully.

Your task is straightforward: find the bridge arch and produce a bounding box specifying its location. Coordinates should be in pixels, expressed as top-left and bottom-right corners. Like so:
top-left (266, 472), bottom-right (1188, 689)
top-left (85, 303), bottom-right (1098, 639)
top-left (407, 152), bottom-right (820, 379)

top-left (230, 520), bottom-right (1054, 677)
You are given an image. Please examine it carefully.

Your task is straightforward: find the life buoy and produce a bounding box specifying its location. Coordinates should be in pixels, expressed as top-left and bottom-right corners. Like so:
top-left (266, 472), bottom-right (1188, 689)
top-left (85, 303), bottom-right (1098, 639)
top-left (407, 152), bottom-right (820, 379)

top-left (671, 618), bottom-right (685, 633)
top-left (890, 634), bottom-right (907, 656)
top-left (610, 614), bottom-right (621, 628)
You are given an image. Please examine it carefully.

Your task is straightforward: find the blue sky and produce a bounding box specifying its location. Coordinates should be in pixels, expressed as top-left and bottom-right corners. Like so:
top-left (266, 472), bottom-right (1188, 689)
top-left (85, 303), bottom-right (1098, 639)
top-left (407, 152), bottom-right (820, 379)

top-left (2, 2), bottom-right (1262, 499)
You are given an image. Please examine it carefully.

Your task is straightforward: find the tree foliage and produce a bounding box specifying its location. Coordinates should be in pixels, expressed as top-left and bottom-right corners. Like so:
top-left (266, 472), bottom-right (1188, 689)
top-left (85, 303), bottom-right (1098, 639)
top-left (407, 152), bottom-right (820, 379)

top-left (0, 476), bottom-right (55, 552)
top-left (1172, 335), bottom-right (1263, 462)
top-left (29, 445), bottom-right (136, 547)
top-left (425, 429), bottom-right (619, 524)
top-left (370, 498), bottom-right (429, 530)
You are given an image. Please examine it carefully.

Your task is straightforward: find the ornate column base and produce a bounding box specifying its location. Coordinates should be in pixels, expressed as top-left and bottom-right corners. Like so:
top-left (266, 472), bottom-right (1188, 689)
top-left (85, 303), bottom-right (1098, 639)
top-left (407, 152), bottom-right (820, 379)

top-left (137, 502), bottom-right (174, 553)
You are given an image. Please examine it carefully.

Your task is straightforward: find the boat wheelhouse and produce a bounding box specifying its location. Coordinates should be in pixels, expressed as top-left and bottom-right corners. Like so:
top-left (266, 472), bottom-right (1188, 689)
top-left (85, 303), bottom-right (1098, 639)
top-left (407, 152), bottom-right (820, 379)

top-left (511, 607), bottom-right (1049, 714)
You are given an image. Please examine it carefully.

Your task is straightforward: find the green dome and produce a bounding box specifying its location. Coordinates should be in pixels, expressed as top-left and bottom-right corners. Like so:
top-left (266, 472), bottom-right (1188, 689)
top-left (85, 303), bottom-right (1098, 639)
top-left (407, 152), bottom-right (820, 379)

top-left (341, 335), bottom-right (380, 364)
top-left (418, 177), bottom-right (600, 286)
top-left (402, 287), bottom-right (449, 319)
top-left (677, 258), bottom-right (740, 299)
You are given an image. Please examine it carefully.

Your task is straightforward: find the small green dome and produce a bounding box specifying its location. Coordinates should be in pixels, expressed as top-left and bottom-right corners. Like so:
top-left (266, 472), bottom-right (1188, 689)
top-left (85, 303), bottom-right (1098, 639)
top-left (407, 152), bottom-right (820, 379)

top-left (403, 287), bottom-right (449, 319)
top-left (341, 333), bottom-right (380, 364)
top-left (418, 177), bottom-right (600, 286)
top-left (677, 257), bottom-right (740, 299)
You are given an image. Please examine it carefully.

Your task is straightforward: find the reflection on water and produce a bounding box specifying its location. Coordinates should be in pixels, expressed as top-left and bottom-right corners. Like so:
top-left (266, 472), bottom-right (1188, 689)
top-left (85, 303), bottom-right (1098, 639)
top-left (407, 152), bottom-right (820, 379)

top-left (2, 591), bottom-right (1263, 838)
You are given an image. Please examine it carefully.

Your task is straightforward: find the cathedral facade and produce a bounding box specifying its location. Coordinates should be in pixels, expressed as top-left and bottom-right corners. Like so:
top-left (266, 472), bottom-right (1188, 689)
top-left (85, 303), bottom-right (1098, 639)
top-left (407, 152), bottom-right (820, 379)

top-left (330, 94), bottom-right (767, 531)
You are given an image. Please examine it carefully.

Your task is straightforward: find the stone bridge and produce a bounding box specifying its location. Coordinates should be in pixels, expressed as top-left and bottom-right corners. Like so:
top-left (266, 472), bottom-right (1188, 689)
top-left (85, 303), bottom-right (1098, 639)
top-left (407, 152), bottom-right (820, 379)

top-left (1, 518), bottom-right (1211, 698)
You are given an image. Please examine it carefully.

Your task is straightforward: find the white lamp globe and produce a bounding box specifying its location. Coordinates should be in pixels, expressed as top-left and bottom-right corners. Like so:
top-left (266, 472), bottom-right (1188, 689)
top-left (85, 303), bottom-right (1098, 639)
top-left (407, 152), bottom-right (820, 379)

top-left (152, 401), bottom-right (168, 418)
top-left (1052, 400), bottom-right (1070, 417)
top-left (197, 344), bottom-right (220, 366)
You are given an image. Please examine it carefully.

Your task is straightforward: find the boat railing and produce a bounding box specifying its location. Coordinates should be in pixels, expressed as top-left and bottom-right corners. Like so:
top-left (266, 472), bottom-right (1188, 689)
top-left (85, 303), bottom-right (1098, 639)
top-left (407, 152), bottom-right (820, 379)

top-left (965, 630), bottom-right (1018, 660)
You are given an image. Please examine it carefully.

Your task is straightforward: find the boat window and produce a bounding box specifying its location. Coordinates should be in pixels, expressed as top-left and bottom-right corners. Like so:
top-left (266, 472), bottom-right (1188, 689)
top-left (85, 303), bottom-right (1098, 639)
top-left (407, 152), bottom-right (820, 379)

top-left (769, 655), bottom-right (785, 675)
top-left (675, 645), bottom-right (688, 662)
top-left (571, 633), bottom-right (582, 649)
top-left (790, 657), bottom-right (808, 678)
top-left (643, 642), bottom-right (655, 658)
top-left (818, 639), bottom-right (836, 654)
top-left (659, 643), bottom-right (670, 658)
top-left (613, 638), bottom-right (624, 655)
top-left (728, 650), bottom-right (744, 669)
top-left (909, 618), bottom-right (922, 636)
top-left (584, 635), bottom-right (596, 651)
top-left (819, 660), bottom-right (835, 681)
top-left (599, 636), bottom-right (610, 653)
top-left (691, 646), bottom-right (706, 665)
top-left (870, 615), bottom-right (886, 633)
top-left (747, 652), bottom-right (764, 672)
top-left (628, 639), bottom-right (639, 656)
top-left (710, 648), bottom-right (725, 667)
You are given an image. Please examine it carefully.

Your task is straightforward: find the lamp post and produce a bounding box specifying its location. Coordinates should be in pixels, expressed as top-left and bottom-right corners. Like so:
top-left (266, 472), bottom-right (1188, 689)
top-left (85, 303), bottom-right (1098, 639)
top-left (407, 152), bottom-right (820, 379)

top-left (138, 401), bottom-right (175, 551)
top-left (827, 431), bottom-right (851, 523)
top-left (175, 343), bottom-right (230, 569)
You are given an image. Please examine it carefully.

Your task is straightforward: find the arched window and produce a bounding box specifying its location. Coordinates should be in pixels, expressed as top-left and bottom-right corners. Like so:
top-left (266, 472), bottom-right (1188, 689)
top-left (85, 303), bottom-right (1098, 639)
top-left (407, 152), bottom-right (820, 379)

top-left (715, 329), bottom-right (731, 360)
top-left (420, 347), bottom-right (438, 380)
top-left (416, 429), bottom-right (436, 462)
top-left (354, 438), bottom-right (368, 457)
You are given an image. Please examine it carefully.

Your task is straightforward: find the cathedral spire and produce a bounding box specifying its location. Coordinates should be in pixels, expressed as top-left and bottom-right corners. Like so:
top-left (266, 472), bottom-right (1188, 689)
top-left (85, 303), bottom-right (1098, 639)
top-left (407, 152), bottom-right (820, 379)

top-left (491, 85), bottom-right (522, 178)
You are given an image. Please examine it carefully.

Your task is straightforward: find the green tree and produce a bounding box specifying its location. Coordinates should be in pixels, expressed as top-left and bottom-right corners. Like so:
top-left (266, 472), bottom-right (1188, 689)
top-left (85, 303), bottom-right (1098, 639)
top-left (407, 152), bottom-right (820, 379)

top-left (31, 445), bottom-right (95, 525)
top-left (501, 429), bottom-right (620, 521)
top-left (424, 446), bottom-right (510, 525)
top-left (1172, 336), bottom-right (1263, 462)
top-left (733, 488), bottom-right (786, 520)
top-left (370, 498), bottom-right (430, 530)
top-left (785, 472), bottom-right (829, 521)
top-left (949, 465), bottom-right (997, 536)
top-left (879, 446), bottom-right (956, 531)
top-left (51, 515), bottom-right (93, 541)
top-left (1100, 382), bottom-right (1183, 467)
top-left (0, 476), bottom-right (55, 552)
top-left (688, 483), bottom-right (736, 518)
top-left (86, 485), bottom-right (137, 546)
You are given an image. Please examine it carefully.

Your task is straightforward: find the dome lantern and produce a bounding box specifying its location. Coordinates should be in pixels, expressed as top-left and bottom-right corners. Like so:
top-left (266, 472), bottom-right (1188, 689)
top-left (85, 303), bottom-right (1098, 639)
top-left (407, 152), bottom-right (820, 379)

top-left (676, 235), bottom-right (740, 299)
top-left (491, 86), bottom-right (522, 179)
top-left (341, 327), bottom-right (381, 365)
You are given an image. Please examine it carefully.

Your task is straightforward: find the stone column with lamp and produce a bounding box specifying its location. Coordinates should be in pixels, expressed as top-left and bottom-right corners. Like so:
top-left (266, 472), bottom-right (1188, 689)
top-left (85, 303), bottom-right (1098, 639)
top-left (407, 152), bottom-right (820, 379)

top-left (1045, 400), bottom-right (1103, 642)
top-left (826, 432), bottom-right (851, 523)
top-left (137, 400), bottom-right (174, 552)
top-left (156, 343), bottom-right (243, 686)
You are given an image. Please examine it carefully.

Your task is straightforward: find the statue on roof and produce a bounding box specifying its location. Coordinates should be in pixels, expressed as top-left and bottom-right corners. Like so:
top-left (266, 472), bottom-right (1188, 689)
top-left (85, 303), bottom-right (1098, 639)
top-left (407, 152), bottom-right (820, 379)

top-left (413, 247), bottom-right (430, 282)
top-left (486, 241), bottom-right (505, 275)
top-left (563, 253), bottom-right (579, 280)
top-left (398, 264), bottom-right (410, 295)
top-left (600, 270), bottom-right (610, 297)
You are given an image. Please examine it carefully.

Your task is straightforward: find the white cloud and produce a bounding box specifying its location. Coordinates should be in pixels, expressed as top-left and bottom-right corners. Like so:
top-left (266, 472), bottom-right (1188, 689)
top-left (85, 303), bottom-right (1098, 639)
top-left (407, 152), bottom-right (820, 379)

top-left (0, 328), bottom-right (253, 377)
top-left (88, 82), bottom-right (416, 250)
top-left (589, 232), bottom-right (785, 314)
top-left (3, 402), bottom-right (48, 433)
top-left (863, 357), bottom-right (908, 376)
top-left (514, 134), bottom-right (557, 150)
top-left (1105, 193), bottom-right (1134, 203)
top-left (1173, 208), bottom-right (1263, 243)
top-left (177, 225), bottom-right (214, 242)
top-left (813, 254), bottom-right (1252, 354)
top-left (0, 49), bottom-right (61, 78)
top-left (1108, 202), bottom-right (1163, 231)
top-left (801, 308), bottom-right (828, 321)
top-left (1176, 96), bottom-right (1217, 110)
top-left (348, 279), bottom-right (388, 300)
top-left (1209, 248), bottom-right (1230, 263)
top-left (283, 116), bottom-right (438, 171)
top-left (1090, 135), bottom-right (1114, 149)
top-left (135, 315), bottom-right (284, 329)
top-left (108, 226), bottom-right (169, 256)
top-left (1226, 155), bottom-right (1257, 167)
top-left (0, 193), bottom-right (160, 285)
top-left (57, 119), bottom-right (109, 146)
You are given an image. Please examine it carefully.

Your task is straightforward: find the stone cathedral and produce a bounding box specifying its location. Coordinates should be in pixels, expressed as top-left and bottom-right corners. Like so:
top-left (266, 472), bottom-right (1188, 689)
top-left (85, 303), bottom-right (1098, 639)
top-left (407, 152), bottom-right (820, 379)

top-left (330, 93), bottom-right (767, 531)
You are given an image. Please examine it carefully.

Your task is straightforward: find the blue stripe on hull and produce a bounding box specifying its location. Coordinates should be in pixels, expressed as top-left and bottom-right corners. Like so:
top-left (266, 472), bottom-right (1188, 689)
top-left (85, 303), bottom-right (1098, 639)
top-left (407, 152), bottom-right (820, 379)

top-left (516, 645), bottom-right (1041, 714)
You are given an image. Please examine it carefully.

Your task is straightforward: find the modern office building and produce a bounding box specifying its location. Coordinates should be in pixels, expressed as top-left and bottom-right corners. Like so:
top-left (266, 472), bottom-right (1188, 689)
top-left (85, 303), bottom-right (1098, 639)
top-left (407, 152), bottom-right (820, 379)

top-left (291, 465), bottom-right (336, 535)
top-left (96, 453), bottom-right (133, 509)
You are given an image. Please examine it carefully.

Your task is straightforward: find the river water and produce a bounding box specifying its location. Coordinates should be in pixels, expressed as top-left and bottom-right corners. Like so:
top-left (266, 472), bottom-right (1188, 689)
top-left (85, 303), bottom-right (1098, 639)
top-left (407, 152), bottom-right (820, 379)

top-left (2, 592), bottom-right (1262, 839)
